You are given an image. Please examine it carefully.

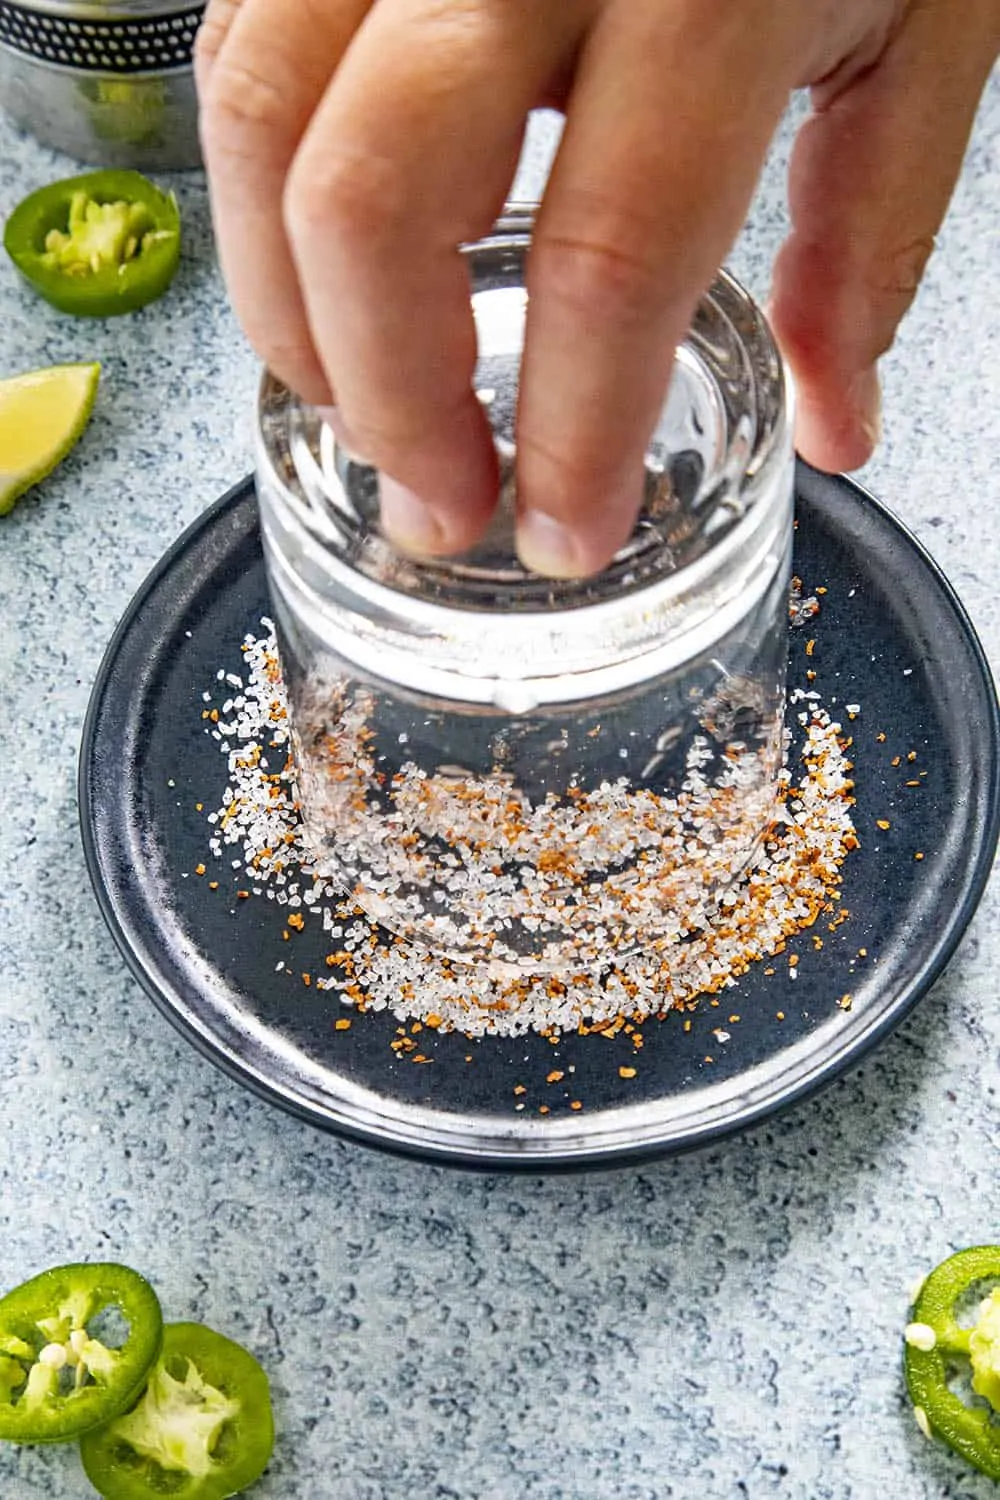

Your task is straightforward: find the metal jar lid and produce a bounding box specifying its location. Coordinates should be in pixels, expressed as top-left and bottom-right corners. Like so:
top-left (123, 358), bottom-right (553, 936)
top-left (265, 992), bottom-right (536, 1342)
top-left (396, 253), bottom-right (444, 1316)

top-left (0, 0), bottom-right (202, 74)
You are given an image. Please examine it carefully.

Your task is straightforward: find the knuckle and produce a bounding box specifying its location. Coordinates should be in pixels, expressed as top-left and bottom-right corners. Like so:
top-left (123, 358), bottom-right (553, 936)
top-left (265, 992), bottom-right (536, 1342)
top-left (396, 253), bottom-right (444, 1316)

top-left (284, 148), bottom-right (397, 249)
top-left (771, 239), bottom-right (860, 371)
top-left (199, 56), bottom-right (292, 157)
top-left (824, 228), bottom-right (934, 306)
top-left (774, 228), bottom-right (932, 375)
top-left (339, 412), bottom-right (388, 458)
top-left (775, 296), bottom-right (853, 381)
top-left (193, 0), bottom-right (240, 76)
top-left (335, 386), bottom-right (472, 478)
top-left (871, 234), bottom-right (935, 299)
top-left (517, 426), bottom-right (617, 518)
top-left (340, 409), bottom-right (423, 470)
top-left (531, 231), bottom-right (664, 327)
top-left (251, 336), bottom-right (329, 400)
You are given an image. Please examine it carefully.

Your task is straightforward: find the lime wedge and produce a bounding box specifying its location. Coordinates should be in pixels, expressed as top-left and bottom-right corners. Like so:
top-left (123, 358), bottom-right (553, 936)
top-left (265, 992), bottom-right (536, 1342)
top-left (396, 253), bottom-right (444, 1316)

top-left (0, 361), bottom-right (100, 516)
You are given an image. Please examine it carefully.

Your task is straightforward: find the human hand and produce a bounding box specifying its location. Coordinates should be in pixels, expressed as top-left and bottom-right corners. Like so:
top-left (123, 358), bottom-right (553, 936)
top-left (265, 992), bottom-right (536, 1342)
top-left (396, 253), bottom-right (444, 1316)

top-left (196, 0), bottom-right (1000, 577)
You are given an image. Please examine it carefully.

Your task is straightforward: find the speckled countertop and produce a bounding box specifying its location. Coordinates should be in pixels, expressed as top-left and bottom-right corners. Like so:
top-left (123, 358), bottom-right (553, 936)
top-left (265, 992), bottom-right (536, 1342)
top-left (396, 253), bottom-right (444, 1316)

top-left (2, 83), bottom-right (1000, 1500)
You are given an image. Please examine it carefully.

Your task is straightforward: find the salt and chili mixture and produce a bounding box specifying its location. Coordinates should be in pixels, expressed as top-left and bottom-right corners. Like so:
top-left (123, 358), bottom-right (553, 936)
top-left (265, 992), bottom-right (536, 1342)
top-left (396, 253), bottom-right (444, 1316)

top-left (194, 582), bottom-right (860, 1042)
top-left (289, 654), bottom-right (784, 979)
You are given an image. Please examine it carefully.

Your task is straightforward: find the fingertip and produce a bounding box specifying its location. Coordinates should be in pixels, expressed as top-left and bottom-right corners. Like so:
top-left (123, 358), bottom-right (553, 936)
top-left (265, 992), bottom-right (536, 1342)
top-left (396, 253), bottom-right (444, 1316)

top-left (515, 474), bottom-right (643, 580)
top-left (378, 478), bottom-right (450, 557)
top-left (793, 366), bottom-right (882, 473)
top-left (515, 509), bottom-right (591, 578)
top-left (379, 458), bottom-right (498, 561)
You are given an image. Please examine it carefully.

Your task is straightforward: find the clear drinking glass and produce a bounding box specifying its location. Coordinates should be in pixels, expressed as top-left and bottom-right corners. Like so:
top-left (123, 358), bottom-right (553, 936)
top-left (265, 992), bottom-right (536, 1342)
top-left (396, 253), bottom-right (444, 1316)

top-left (256, 205), bottom-right (794, 976)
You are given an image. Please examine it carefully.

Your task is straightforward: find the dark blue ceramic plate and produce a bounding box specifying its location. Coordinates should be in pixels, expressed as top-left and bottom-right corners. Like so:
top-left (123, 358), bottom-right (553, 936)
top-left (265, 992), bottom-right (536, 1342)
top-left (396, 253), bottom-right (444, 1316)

top-left (79, 466), bottom-right (1000, 1169)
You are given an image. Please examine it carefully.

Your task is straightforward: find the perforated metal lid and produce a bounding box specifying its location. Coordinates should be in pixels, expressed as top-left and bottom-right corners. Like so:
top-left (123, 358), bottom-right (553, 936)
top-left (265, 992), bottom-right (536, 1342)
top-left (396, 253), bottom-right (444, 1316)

top-left (0, 0), bottom-right (202, 72)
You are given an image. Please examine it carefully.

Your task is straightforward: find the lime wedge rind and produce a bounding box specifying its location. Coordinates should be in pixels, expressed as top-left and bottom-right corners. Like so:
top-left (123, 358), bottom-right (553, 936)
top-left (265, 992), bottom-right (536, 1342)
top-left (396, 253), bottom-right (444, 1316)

top-left (0, 361), bottom-right (101, 517)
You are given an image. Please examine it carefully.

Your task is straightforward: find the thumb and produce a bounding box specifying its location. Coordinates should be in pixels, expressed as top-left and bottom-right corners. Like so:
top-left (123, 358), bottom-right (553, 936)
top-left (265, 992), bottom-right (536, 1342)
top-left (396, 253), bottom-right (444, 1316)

top-left (769, 0), bottom-right (1000, 473)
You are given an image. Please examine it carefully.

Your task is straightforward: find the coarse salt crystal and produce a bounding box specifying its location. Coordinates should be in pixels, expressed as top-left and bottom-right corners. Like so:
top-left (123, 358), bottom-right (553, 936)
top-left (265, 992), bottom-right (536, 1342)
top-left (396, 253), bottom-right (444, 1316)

top-left (198, 624), bottom-right (859, 1039)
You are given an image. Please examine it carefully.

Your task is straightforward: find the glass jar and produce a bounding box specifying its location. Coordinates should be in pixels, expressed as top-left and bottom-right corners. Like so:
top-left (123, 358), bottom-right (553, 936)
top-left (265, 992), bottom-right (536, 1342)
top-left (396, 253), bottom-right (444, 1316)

top-left (256, 206), bottom-right (794, 977)
top-left (0, 1), bottom-right (203, 170)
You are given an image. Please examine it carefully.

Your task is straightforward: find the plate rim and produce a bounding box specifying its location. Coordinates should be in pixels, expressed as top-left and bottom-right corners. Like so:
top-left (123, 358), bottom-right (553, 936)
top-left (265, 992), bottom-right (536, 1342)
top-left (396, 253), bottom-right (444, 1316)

top-left (78, 466), bottom-right (1000, 1170)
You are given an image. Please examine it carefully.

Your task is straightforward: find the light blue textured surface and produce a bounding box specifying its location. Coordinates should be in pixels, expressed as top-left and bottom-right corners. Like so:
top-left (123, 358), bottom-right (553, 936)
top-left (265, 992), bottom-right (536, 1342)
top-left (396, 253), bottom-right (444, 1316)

top-left (2, 81), bottom-right (999, 1500)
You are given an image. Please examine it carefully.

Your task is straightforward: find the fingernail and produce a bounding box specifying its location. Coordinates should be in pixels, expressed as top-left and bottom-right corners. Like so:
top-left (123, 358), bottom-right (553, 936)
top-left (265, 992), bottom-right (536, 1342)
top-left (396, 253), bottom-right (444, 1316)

top-left (379, 475), bottom-right (448, 557)
top-left (516, 510), bottom-right (590, 579)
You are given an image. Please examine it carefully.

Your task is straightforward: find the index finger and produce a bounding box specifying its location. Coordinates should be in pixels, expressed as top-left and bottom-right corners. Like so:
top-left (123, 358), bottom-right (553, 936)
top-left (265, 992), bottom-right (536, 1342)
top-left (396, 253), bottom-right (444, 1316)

top-left (283, 0), bottom-right (588, 556)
